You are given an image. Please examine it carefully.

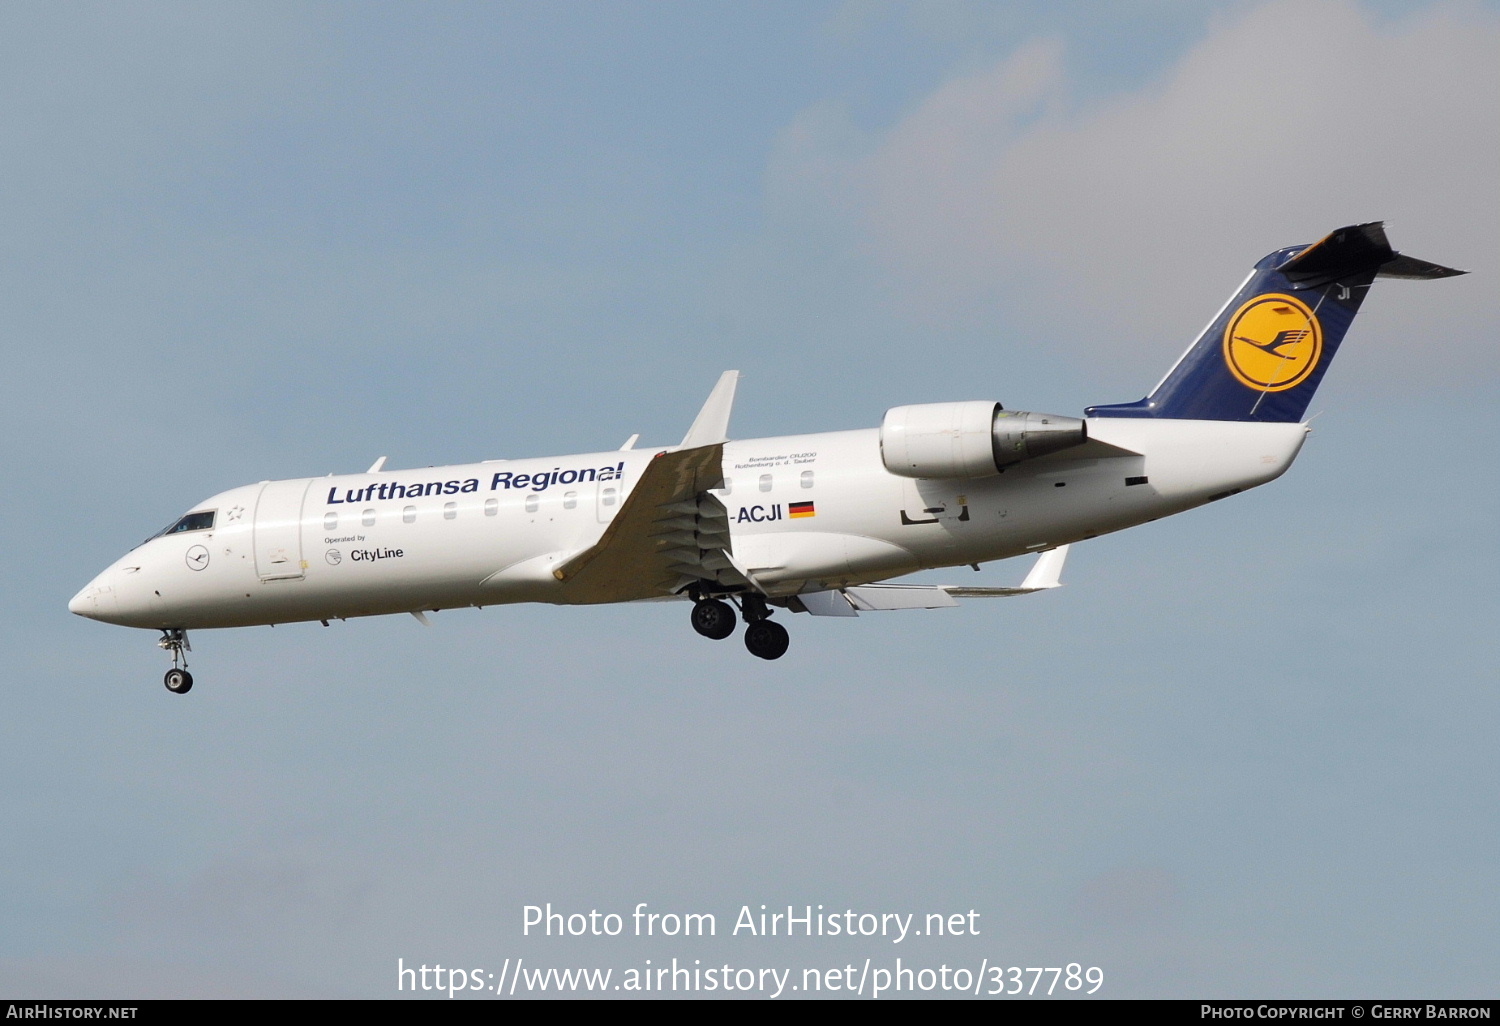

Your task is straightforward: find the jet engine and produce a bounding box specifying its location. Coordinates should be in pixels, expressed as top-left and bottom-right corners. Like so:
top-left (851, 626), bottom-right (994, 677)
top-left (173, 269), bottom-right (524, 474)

top-left (879, 401), bottom-right (1087, 479)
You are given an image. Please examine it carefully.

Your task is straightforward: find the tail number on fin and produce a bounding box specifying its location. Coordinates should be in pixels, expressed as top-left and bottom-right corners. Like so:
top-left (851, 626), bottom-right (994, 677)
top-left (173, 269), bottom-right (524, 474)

top-left (1222, 293), bottom-right (1323, 393)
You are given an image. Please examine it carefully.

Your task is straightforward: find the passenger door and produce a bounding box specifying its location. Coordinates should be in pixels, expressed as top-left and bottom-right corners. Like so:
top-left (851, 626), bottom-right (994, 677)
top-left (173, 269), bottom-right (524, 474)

top-left (253, 479), bottom-right (313, 581)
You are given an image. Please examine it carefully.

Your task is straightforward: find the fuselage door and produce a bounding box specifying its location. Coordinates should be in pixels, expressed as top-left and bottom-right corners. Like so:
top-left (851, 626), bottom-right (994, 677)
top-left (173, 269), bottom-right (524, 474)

top-left (253, 479), bottom-right (313, 581)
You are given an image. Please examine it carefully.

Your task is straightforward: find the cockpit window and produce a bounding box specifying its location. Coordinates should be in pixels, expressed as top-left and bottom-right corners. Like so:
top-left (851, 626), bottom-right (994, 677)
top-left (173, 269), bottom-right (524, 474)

top-left (162, 511), bottom-right (216, 536)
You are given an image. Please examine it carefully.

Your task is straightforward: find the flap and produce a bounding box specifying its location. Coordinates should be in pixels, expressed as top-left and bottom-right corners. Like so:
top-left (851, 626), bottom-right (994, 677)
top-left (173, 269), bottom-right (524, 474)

top-left (551, 445), bottom-right (728, 603)
top-left (798, 589), bottom-right (859, 617)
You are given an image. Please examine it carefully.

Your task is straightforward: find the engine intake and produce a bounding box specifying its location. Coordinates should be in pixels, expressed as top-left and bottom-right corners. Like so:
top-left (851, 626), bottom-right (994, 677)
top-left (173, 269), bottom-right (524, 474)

top-left (880, 401), bottom-right (1087, 479)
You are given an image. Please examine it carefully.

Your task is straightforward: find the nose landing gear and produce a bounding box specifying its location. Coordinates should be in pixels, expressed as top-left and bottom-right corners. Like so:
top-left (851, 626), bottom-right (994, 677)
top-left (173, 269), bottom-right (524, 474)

top-left (158, 629), bottom-right (193, 694)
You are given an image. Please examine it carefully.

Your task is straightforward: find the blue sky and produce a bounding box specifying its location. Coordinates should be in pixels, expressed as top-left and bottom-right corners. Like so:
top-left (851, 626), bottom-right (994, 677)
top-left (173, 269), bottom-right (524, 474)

top-left (2, 0), bottom-right (1496, 998)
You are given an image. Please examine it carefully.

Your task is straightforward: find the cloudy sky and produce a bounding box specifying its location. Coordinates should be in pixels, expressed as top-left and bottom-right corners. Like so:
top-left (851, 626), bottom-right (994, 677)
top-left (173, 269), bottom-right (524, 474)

top-left (3, 0), bottom-right (1496, 998)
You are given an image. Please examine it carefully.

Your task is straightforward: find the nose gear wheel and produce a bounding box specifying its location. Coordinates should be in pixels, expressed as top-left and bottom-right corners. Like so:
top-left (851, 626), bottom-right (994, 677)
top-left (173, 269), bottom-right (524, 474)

top-left (158, 629), bottom-right (194, 694)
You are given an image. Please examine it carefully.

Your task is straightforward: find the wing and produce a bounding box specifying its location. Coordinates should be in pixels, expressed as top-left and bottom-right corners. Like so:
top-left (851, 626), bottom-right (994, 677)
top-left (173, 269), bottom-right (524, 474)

top-left (551, 444), bottom-right (741, 604)
top-left (798, 546), bottom-right (1070, 616)
top-left (944, 543), bottom-right (1069, 595)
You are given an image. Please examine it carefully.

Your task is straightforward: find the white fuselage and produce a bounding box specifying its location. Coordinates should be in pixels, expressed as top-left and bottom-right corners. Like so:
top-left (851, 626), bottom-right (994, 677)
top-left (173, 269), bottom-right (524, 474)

top-left (69, 417), bottom-right (1308, 631)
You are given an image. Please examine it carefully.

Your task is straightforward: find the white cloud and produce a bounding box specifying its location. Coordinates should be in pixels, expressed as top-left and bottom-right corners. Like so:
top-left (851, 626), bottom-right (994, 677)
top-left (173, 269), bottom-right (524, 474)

top-left (772, 0), bottom-right (1500, 388)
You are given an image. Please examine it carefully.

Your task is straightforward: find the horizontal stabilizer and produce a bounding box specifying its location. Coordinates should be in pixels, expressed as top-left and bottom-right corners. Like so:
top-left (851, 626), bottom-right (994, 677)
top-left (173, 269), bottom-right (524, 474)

top-left (1278, 221), bottom-right (1394, 284)
top-left (1280, 222), bottom-right (1466, 285)
top-left (1375, 254), bottom-right (1466, 280)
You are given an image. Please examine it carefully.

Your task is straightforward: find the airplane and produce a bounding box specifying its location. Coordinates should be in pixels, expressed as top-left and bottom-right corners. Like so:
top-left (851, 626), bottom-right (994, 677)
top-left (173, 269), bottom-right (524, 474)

top-left (69, 222), bottom-right (1462, 693)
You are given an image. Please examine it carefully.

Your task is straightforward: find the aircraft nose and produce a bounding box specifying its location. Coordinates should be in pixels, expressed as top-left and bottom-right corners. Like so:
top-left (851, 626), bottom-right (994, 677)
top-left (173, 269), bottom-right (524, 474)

top-left (68, 571), bottom-right (118, 621)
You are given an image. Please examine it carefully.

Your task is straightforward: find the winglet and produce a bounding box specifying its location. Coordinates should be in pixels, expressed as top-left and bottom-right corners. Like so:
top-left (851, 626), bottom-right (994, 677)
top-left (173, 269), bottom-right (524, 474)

top-left (939, 544), bottom-right (1071, 598)
top-left (1019, 544), bottom-right (1069, 590)
top-left (367, 456), bottom-right (387, 474)
top-left (679, 371), bottom-right (739, 448)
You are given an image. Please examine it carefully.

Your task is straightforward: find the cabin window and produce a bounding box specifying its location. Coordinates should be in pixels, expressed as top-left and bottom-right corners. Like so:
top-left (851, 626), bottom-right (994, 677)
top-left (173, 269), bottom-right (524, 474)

top-left (402, 506), bottom-right (417, 524)
top-left (484, 498), bottom-right (498, 516)
top-left (601, 487), bottom-right (617, 507)
top-left (324, 512), bottom-right (338, 531)
top-left (759, 474), bottom-right (772, 492)
top-left (525, 494), bottom-right (539, 513)
top-left (443, 502), bottom-right (457, 520)
top-left (800, 470), bottom-right (814, 489)
top-left (362, 508), bottom-right (376, 527)
top-left (563, 491), bottom-right (578, 510)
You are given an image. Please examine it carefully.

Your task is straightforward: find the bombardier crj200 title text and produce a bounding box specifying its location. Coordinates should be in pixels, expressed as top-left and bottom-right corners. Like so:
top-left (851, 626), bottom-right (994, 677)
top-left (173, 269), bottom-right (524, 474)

top-left (70, 223), bottom-right (1463, 692)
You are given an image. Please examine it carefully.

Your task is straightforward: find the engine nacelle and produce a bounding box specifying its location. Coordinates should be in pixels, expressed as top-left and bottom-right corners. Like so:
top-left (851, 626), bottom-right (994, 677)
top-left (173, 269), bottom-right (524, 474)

top-left (879, 401), bottom-right (1087, 479)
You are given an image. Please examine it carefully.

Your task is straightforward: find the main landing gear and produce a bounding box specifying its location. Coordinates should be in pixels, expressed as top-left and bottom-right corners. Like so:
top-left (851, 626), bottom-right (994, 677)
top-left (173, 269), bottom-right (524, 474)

top-left (689, 592), bottom-right (790, 660)
top-left (158, 629), bottom-right (193, 694)
top-left (690, 598), bottom-right (737, 640)
top-left (744, 619), bottom-right (789, 661)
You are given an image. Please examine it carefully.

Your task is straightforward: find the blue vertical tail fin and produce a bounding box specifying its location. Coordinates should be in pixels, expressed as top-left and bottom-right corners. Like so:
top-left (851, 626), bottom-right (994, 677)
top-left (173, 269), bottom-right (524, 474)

top-left (1086, 223), bottom-right (1463, 422)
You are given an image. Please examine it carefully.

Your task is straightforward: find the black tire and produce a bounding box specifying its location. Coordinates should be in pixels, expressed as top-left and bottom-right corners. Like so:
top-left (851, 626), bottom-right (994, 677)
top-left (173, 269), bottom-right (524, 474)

top-left (164, 668), bottom-right (193, 694)
top-left (744, 619), bottom-right (789, 660)
top-left (690, 599), bottom-right (737, 640)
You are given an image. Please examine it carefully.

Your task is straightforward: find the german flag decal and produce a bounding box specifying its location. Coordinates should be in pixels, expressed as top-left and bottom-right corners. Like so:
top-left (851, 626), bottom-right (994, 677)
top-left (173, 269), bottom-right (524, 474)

top-left (789, 501), bottom-right (816, 518)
